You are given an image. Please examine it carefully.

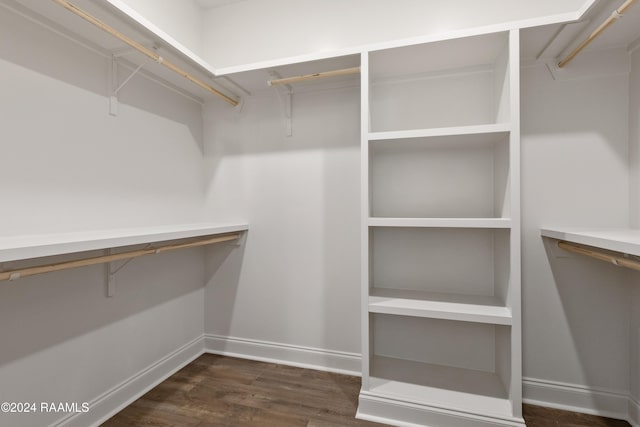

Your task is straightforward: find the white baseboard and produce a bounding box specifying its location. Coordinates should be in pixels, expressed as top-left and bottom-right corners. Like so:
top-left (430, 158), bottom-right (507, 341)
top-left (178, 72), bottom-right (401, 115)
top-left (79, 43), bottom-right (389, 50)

top-left (50, 334), bottom-right (358, 427)
top-left (629, 395), bottom-right (640, 427)
top-left (523, 377), bottom-right (630, 422)
top-left (49, 335), bottom-right (637, 427)
top-left (357, 392), bottom-right (526, 427)
top-left (54, 336), bottom-right (205, 427)
top-left (203, 333), bottom-right (361, 376)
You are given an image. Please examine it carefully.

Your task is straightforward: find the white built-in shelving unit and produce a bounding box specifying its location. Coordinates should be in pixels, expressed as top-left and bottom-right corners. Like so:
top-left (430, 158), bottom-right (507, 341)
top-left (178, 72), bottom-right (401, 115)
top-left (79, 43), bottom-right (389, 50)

top-left (357, 29), bottom-right (525, 427)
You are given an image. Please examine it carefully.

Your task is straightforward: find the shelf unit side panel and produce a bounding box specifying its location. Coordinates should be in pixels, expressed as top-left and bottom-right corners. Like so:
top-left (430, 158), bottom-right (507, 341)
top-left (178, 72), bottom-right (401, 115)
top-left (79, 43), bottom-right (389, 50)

top-left (360, 51), bottom-right (371, 387)
top-left (507, 28), bottom-right (523, 419)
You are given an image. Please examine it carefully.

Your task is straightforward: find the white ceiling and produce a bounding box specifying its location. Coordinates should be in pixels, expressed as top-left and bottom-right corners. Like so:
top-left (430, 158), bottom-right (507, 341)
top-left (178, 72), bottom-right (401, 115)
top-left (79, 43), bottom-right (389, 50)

top-left (195, 0), bottom-right (246, 9)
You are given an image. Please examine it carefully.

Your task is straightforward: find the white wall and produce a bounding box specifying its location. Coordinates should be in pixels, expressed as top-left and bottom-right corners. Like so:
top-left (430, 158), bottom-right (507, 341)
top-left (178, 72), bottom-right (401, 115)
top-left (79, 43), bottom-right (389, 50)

top-left (521, 62), bottom-right (632, 406)
top-left (0, 8), bottom-right (208, 426)
top-left (202, 0), bottom-right (594, 72)
top-left (113, 0), bottom-right (205, 56)
top-left (202, 85), bottom-right (361, 360)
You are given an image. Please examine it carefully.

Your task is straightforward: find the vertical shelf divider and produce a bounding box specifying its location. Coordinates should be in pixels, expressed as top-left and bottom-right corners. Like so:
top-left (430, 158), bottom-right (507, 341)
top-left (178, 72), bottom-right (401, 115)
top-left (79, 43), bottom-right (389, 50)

top-left (359, 50), bottom-right (371, 391)
top-left (508, 28), bottom-right (523, 419)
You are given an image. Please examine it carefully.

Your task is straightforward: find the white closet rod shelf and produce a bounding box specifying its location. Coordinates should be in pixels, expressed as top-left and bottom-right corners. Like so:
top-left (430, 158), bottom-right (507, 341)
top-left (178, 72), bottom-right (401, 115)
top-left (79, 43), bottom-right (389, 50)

top-left (557, 240), bottom-right (640, 271)
top-left (558, 0), bottom-right (638, 67)
top-left (51, 0), bottom-right (239, 106)
top-left (0, 233), bottom-right (240, 282)
top-left (267, 67), bottom-right (360, 86)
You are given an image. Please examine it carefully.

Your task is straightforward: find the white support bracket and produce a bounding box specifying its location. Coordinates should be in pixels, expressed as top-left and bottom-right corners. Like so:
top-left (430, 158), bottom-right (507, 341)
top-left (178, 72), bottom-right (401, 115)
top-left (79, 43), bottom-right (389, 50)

top-left (108, 54), bottom-right (118, 116)
top-left (105, 248), bottom-right (116, 297)
top-left (543, 237), bottom-right (574, 258)
top-left (229, 230), bottom-right (248, 248)
top-left (105, 244), bottom-right (150, 297)
top-left (108, 54), bottom-right (148, 116)
top-left (268, 70), bottom-right (293, 137)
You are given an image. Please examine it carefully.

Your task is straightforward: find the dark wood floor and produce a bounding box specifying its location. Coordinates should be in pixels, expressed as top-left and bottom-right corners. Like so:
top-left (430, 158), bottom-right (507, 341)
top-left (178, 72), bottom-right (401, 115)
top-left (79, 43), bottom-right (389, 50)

top-left (103, 354), bottom-right (631, 427)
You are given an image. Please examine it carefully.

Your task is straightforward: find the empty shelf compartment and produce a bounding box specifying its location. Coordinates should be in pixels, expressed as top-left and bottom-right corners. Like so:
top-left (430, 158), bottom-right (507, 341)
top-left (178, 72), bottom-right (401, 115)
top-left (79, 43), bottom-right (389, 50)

top-left (369, 132), bottom-right (511, 219)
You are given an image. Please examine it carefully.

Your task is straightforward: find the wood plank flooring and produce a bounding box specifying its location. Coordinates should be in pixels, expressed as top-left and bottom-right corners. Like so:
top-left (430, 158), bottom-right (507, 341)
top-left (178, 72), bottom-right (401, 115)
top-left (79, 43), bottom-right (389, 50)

top-left (103, 354), bottom-right (631, 427)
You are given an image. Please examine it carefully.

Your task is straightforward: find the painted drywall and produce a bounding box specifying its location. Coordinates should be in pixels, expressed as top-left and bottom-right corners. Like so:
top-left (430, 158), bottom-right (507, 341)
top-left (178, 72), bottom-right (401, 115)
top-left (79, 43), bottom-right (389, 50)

top-left (0, 8), bottom-right (208, 426)
top-left (114, 0), bottom-right (204, 56)
top-left (201, 0), bottom-right (595, 72)
top-left (521, 62), bottom-right (632, 403)
top-left (202, 85), bottom-right (361, 358)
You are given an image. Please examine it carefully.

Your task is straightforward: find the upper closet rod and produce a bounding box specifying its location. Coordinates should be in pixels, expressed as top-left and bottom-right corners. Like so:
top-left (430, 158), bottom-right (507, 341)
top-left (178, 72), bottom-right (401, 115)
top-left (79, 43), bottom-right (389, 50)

top-left (52, 0), bottom-right (239, 106)
top-left (268, 67), bottom-right (360, 86)
top-left (558, 0), bottom-right (638, 67)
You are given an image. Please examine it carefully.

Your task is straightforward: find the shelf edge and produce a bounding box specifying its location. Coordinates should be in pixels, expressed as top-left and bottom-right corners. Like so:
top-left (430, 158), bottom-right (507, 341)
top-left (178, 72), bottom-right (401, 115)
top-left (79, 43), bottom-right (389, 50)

top-left (369, 218), bottom-right (512, 228)
top-left (368, 123), bottom-right (511, 141)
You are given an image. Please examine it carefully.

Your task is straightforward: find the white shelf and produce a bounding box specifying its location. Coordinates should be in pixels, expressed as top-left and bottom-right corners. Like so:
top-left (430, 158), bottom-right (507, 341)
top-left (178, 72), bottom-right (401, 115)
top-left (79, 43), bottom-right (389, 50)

top-left (368, 123), bottom-right (510, 141)
top-left (369, 288), bottom-right (512, 325)
top-left (368, 356), bottom-right (514, 419)
top-left (541, 227), bottom-right (640, 257)
top-left (369, 218), bottom-right (512, 228)
top-left (0, 223), bottom-right (249, 263)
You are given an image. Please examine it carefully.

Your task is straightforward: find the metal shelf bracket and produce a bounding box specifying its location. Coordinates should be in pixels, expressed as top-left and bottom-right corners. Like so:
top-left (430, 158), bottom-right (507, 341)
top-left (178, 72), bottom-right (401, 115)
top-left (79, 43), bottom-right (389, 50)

top-left (108, 54), bottom-right (148, 116)
top-left (268, 70), bottom-right (293, 137)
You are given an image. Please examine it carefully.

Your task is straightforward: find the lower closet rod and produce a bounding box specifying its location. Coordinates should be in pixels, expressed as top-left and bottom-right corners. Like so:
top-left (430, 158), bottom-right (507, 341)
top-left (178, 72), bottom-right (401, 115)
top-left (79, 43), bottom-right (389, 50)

top-left (0, 233), bottom-right (240, 282)
top-left (558, 240), bottom-right (640, 271)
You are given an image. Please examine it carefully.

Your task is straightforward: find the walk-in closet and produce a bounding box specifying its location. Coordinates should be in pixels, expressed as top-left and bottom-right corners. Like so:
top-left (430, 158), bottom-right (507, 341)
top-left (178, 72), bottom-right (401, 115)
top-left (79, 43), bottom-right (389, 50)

top-left (1, 1), bottom-right (639, 426)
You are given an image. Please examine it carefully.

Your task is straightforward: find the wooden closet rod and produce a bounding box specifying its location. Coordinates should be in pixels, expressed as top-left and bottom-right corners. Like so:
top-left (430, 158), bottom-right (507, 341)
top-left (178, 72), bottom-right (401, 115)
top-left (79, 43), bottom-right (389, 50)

top-left (558, 0), bottom-right (638, 68)
top-left (558, 240), bottom-right (640, 271)
top-left (0, 233), bottom-right (240, 282)
top-left (268, 67), bottom-right (360, 86)
top-left (51, 0), bottom-right (239, 106)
